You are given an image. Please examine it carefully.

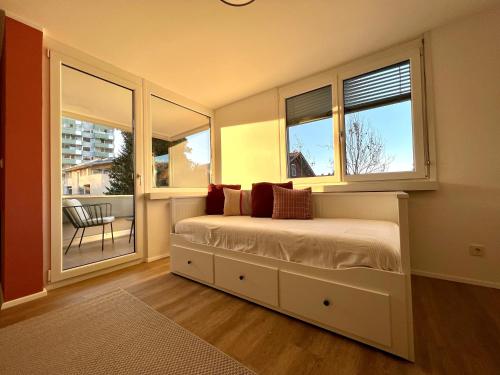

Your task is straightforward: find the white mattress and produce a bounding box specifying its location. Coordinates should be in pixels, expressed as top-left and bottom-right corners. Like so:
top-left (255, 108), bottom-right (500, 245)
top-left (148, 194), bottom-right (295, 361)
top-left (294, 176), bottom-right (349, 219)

top-left (175, 216), bottom-right (402, 272)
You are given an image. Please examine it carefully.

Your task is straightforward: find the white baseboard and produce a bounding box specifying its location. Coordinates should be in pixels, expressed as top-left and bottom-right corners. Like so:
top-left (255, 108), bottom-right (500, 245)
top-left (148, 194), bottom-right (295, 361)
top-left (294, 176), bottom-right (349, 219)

top-left (412, 269), bottom-right (500, 290)
top-left (1, 288), bottom-right (48, 310)
top-left (46, 259), bottom-right (143, 290)
top-left (146, 254), bottom-right (170, 263)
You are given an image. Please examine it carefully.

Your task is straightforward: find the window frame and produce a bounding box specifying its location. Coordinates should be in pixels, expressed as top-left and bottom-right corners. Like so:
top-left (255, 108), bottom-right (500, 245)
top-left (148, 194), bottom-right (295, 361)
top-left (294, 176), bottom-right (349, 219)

top-left (278, 71), bottom-right (342, 185)
top-left (48, 41), bottom-right (145, 283)
top-left (278, 39), bottom-right (430, 187)
top-left (143, 81), bottom-right (215, 193)
top-left (338, 42), bottom-right (427, 182)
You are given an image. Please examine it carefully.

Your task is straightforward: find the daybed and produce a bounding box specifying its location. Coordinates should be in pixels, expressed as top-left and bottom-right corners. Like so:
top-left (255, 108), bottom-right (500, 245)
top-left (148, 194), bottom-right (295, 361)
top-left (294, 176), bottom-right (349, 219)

top-left (169, 192), bottom-right (414, 360)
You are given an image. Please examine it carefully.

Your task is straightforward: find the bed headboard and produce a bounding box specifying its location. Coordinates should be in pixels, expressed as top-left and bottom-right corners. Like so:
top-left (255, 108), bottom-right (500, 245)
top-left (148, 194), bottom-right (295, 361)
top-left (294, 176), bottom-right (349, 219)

top-left (169, 191), bottom-right (408, 228)
top-left (311, 192), bottom-right (408, 223)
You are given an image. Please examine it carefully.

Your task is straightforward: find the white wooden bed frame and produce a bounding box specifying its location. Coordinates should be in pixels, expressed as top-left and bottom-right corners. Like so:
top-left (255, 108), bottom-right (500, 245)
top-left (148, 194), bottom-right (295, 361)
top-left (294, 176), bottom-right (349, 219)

top-left (169, 192), bottom-right (414, 360)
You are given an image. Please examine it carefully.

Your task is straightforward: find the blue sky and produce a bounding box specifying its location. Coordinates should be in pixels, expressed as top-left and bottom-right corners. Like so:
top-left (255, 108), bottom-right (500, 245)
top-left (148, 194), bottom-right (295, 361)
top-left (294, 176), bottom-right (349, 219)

top-left (288, 118), bottom-right (335, 176)
top-left (113, 129), bottom-right (125, 157)
top-left (183, 129), bottom-right (211, 165)
top-left (288, 100), bottom-right (414, 176)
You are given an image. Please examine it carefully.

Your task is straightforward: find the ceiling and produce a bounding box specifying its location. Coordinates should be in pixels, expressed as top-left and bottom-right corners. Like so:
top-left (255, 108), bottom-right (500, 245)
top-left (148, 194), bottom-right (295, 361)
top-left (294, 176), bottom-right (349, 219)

top-left (151, 95), bottom-right (209, 139)
top-left (1, 0), bottom-right (498, 109)
top-left (61, 65), bottom-right (209, 138)
top-left (62, 65), bottom-right (133, 128)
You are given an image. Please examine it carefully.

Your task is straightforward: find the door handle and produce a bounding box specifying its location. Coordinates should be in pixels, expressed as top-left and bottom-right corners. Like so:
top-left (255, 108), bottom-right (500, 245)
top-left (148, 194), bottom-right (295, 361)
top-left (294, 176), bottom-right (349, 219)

top-left (136, 173), bottom-right (142, 186)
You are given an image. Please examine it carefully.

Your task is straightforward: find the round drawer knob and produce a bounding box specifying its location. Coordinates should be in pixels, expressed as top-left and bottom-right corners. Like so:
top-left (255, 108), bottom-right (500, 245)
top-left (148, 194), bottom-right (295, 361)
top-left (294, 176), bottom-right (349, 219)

top-left (323, 299), bottom-right (330, 307)
top-left (239, 275), bottom-right (245, 280)
top-left (187, 260), bottom-right (192, 265)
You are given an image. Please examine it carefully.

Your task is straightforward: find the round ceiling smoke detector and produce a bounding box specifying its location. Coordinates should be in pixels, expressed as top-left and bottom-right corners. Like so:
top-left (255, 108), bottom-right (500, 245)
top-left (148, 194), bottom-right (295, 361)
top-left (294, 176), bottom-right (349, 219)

top-left (220, 0), bottom-right (255, 7)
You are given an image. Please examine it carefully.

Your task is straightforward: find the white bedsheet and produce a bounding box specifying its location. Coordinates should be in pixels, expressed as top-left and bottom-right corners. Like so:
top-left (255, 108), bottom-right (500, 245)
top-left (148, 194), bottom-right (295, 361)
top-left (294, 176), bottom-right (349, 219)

top-left (175, 216), bottom-right (402, 272)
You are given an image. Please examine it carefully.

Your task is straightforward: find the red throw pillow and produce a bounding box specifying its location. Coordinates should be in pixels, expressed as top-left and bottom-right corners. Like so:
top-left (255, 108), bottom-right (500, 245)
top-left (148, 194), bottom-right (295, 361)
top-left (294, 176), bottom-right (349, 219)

top-left (251, 181), bottom-right (293, 218)
top-left (272, 186), bottom-right (312, 220)
top-left (206, 184), bottom-right (241, 215)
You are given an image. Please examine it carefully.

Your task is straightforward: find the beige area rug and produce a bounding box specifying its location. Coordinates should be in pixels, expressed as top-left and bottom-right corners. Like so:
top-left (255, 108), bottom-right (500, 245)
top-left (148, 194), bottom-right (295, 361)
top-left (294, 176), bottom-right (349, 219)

top-left (0, 289), bottom-right (255, 375)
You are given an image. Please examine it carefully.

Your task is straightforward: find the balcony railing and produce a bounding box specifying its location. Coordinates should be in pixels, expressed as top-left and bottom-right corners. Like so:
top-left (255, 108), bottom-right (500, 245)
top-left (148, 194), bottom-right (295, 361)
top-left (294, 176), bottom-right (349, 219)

top-left (94, 140), bottom-right (114, 148)
top-left (94, 132), bottom-right (114, 140)
top-left (61, 195), bottom-right (134, 220)
top-left (62, 158), bottom-right (78, 165)
top-left (62, 128), bottom-right (82, 136)
top-left (62, 147), bottom-right (82, 155)
top-left (94, 151), bottom-right (114, 158)
top-left (62, 138), bottom-right (82, 146)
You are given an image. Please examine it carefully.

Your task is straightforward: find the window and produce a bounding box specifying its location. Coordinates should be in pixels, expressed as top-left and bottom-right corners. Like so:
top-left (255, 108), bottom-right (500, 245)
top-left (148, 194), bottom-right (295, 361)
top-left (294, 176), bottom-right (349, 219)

top-left (280, 42), bottom-right (427, 185)
top-left (343, 61), bottom-right (415, 176)
top-left (285, 85), bottom-right (334, 178)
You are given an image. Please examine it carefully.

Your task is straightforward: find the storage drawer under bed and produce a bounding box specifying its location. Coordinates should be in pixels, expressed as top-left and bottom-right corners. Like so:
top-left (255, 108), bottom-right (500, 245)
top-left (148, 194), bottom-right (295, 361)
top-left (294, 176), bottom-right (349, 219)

top-left (279, 270), bottom-right (392, 346)
top-left (214, 255), bottom-right (279, 307)
top-left (171, 246), bottom-right (214, 284)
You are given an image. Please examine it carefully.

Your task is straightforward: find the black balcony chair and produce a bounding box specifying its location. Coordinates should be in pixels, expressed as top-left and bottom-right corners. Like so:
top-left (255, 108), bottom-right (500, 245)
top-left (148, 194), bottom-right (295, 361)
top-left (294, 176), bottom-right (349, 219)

top-left (62, 199), bottom-right (115, 254)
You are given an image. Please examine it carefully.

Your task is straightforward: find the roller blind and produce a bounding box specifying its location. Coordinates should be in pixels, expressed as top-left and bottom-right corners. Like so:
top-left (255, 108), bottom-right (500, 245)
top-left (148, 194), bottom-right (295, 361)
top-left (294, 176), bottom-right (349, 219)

top-left (343, 60), bottom-right (411, 113)
top-left (286, 85), bottom-right (332, 126)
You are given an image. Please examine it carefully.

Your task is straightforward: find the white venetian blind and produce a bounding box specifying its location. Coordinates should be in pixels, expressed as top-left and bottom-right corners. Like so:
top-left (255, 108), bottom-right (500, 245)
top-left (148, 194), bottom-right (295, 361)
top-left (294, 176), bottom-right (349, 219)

top-left (286, 85), bottom-right (332, 126)
top-left (343, 60), bottom-right (411, 113)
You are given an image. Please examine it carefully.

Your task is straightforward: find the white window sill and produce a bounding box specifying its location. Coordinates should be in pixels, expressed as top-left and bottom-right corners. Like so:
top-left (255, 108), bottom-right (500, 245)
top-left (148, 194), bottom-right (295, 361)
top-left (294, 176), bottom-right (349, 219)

top-left (145, 180), bottom-right (438, 199)
top-left (296, 179), bottom-right (439, 193)
top-left (146, 188), bottom-right (207, 200)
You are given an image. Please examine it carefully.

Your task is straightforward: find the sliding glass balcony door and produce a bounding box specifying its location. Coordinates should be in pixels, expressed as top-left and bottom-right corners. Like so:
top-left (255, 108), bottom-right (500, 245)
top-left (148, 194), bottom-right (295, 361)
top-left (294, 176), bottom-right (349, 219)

top-left (50, 50), bottom-right (144, 283)
top-left (60, 66), bottom-right (136, 270)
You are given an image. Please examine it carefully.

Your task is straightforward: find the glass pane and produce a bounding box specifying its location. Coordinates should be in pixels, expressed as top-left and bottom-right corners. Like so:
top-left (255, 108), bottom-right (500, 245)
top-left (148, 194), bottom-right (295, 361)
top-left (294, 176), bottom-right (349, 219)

top-left (287, 117), bottom-right (334, 178)
top-left (61, 65), bottom-right (135, 270)
top-left (169, 129), bottom-right (211, 187)
top-left (152, 137), bottom-right (170, 187)
top-left (151, 95), bottom-right (211, 188)
top-left (345, 100), bottom-right (414, 175)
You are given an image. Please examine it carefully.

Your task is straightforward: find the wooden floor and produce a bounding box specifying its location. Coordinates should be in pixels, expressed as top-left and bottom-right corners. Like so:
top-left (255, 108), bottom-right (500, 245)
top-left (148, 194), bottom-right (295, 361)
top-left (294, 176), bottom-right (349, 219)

top-left (1, 259), bottom-right (499, 375)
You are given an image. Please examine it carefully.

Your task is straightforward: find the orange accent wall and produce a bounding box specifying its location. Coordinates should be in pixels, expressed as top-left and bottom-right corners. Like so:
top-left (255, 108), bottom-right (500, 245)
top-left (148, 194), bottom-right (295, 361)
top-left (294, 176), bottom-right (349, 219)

top-left (0, 17), bottom-right (44, 301)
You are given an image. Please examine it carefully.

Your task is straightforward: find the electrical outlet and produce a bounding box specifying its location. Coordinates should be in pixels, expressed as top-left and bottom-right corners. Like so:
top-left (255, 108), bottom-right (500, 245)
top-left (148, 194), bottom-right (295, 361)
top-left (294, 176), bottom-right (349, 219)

top-left (469, 244), bottom-right (485, 257)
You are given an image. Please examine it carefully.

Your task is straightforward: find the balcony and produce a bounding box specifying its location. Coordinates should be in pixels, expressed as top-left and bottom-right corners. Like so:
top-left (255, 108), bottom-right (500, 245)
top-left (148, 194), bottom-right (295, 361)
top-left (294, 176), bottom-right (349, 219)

top-left (62, 147), bottom-right (82, 155)
top-left (94, 132), bottom-right (114, 140)
top-left (62, 158), bottom-right (78, 165)
top-left (61, 195), bottom-right (134, 270)
top-left (62, 128), bottom-right (82, 136)
top-left (62, 138), bottom-right (82, 146)
top-left (94, 151), bottom-right (114, 158)
top-left (94, 140), bottom-right (113, 148)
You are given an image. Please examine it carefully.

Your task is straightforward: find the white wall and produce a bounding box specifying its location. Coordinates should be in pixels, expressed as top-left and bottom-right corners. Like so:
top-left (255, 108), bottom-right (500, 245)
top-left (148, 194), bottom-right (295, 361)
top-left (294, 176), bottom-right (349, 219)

top-left (409, 6), bottom-right (500, 287)
top-left (214, 89), bottom-right (281, 189)
top-left (214, 6), bottom-right (500, 288)
top-left (145, 199), bottom-right (171, 261)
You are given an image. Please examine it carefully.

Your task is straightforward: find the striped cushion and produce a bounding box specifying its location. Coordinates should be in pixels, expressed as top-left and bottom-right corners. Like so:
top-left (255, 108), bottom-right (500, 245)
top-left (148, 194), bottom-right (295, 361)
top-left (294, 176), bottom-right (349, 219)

top-left (272, 186), bottom-right (312, 220)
